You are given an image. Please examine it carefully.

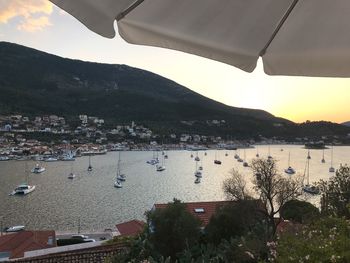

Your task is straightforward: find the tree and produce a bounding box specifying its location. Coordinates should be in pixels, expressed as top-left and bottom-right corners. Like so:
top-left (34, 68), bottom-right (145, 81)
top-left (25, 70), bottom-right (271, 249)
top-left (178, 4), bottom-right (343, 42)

top-left (205, 200), bottom-right (266, 245)
top-left (318, 165), bottom-right (350, 219)
top-left (223, 169), bottom-right (254, 201)
top-left (280, 200), bottom-right (320, 224)
top-left (146, 199), bottom-right (202, 260)
top-left (224, 159), bottom-right (303, 237)
top-left (251, 158), bottom-right (303, 236)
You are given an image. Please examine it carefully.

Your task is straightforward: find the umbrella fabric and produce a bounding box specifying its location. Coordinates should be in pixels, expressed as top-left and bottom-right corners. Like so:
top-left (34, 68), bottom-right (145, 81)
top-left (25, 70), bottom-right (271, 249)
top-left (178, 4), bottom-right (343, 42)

top-left (50, 0), bottom-right (135, 38)
top-left (264, 0), bottom-right (350, 77)
top-left (50, 0), bottom-right (350, 77)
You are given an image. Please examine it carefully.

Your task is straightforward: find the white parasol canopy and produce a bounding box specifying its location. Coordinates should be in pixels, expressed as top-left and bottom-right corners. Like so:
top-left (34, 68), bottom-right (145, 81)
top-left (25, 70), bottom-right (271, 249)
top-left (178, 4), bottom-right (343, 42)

top-left (50, 0), bottom-right (350, 77)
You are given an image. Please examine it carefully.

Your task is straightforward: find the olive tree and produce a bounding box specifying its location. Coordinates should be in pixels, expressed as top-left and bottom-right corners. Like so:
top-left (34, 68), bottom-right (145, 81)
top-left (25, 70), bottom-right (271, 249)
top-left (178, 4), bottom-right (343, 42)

top-left (318, 165), bottom-right (350, 218)
top-left (223, 159), bottom-right (303, 237)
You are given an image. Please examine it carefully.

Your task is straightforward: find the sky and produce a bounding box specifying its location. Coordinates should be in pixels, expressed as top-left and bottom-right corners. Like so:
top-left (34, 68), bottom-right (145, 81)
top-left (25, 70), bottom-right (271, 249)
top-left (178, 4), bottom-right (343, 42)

top-left (0, 0), bottom-right (349, 124)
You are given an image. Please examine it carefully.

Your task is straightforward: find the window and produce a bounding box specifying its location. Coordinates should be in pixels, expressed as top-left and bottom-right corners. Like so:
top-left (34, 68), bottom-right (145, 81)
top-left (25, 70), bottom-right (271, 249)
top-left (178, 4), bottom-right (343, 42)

top-left (194, 208), bottom-right (205, 213)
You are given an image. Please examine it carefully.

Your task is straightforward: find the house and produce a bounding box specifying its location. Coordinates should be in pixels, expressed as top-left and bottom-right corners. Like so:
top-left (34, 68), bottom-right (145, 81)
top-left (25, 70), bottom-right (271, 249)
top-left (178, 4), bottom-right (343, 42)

top-left (153, 201), bottom-right (234, 227)
top-left (0, 231), bottom-right (56, 260)
top-left (115, 220), bottom-right (146, 237)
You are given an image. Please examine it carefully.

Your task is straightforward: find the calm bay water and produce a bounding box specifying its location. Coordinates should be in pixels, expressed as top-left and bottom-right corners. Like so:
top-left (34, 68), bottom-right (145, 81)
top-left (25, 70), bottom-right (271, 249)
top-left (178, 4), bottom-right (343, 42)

top-left (0, 145), bottom-right (349, 231)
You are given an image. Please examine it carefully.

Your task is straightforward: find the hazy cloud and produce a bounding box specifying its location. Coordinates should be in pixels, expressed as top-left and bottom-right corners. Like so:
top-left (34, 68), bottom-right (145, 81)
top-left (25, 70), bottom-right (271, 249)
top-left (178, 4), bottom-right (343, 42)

top-left (0, 0), bottom-right (53, 32)
top-left (17, 15), bottom-right (52, 32)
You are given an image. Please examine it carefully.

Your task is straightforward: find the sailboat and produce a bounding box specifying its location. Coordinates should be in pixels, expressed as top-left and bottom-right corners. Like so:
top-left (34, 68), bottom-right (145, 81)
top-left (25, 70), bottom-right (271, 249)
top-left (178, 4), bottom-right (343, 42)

top-left (68, 162), bottom-right (76, 179)
top-left (147, 151), bottom-right (159, 165)
top-left (214, 151), bottom-right (221, 164)
top-left (199, 158), bottom-right (203, 170)
top-left (267, 145), bottom-right (272, 159)
top-left (256, 146), bottom-right (260, 158)
top-left (307, 150), bottom-right (311, 159)
top-left (116, 152), bottom-right (126, 181)
top-left (87, 155), bottom-right (93, 171)
top-left (321, 149), bottom-right (326, 163)
top-left (302, 152), bottom-right (319, 195)
top-left (194, 151), bottom-right (200, 161)
top-left (284, 151), bottom-right (296, 175)
top-left (10, 162), bottom-right (36, 195)
top-left (329, 145), bottom-right (335, 173)
top-left (242, 149), bottom-right (249, 167)
top-left (156, 155), bottom-right (166, 172)
top-left (194, 177), bottom-right (201, 184)
top-left (31, 162), bottom-right (45, 174)
top-left (194, 160), bottom-right (202, 178)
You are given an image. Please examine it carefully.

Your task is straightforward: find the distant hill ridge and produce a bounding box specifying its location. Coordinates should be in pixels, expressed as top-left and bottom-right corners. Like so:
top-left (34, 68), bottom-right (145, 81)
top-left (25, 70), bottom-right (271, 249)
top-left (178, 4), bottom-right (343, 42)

top-left (342, 121), bottom-right (350, 127)
top-left (0, 41), bottom-right (349, 138)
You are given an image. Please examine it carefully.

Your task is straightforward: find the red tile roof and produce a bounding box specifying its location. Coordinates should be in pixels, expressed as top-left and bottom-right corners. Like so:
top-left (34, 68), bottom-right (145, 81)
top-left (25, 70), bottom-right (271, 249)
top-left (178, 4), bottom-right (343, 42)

top-left (115, 220), bottom-right (145, 237)
top-left (154, 201), bottom-right (233, 226)
top-left (0, 231), bottom-right (56, 259)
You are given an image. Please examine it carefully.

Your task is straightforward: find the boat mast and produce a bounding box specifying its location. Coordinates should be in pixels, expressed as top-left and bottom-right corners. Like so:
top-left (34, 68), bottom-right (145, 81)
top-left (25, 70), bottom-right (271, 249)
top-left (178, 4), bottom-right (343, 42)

top-left (117, 151), bottom-right (121, 176)
top-left (288, 151), bottom-right (291, 167)
top-left (306, 156), bottom-right (310, 185)
top-left (331, 145), bottom-right (333, 167)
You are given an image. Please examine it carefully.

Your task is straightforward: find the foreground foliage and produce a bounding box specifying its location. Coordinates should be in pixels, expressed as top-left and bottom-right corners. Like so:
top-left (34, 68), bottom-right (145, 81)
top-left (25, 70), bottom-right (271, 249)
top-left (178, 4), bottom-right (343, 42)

top-left (276, 217), bottom-right (350, 262)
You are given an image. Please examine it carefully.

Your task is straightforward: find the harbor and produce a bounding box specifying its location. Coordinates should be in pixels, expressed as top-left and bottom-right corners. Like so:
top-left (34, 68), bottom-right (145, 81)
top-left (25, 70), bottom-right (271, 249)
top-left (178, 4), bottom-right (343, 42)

top-left (0, 145), bottom-right (348, 232)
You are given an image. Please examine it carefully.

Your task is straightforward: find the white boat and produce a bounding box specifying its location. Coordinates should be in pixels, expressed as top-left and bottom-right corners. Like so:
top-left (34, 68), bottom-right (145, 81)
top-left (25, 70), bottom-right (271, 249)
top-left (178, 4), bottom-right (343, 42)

top-left (284, 152), bottom-right (296, 175)
top-left (0, 156), bottom-right (9, 161)
top-left (44, 157), bottom-right (58, 162)
top-left (329, 145), bottom-right (335, 173)
top-left (147, 151), bottom-right (159, 165)
top-left (302, 153), bottom-right (319, 195)
top-left (10, 162), bottom-right (36, 196)
top-left (194, 177), bottom-right (201, 184)
top-left (116, 151), bottom-right (127, 180)
top-left (68, 172), bottom-right (76, 179)
top-left (31, 163), bottom-right (45, 174)
top-left (114, 180), bottom-right (122, 188)
top-left (4, 225), bottom-right (25, 232)
top-left (61, 155), bottom-right (75, 161)
top-left (11, 184), bottom-right (36, 195)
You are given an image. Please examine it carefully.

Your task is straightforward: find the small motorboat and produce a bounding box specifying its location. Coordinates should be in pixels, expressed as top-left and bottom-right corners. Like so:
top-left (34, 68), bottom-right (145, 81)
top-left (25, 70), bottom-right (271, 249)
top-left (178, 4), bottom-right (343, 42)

top-left (4, 225), bottom-right (25, 232)
top-left (31, 163), bottom-right (45, 174)
top-left (194, 156), bottom-right (200, 161)
top-left (234, 154), bottom-right (239, 159)
top-left (214, 160), bottom-right (222, 165)
top-left (204, 152), bottom-right (207, 156)
top-left (198, 166), bottom-right (203, 170)
top-left (243, 161), bottom-right (249, 167)
top-left (329, 167), bottom-right (335, 173)
top-left (87, 165), bottom-right (93, 172)
top-left (68, 172), bottom-right (76, 179)
top-left (164, 155), bottom-right (168, 159)
top-left (10, 184), bottom-right (36, 195)
top-left (114, 180), bottom-right (122, 188)
top-left (256, 153), bottom-right (260, 158)
top-left (237, 158), bottom-right (243, 163)
top-left (44, 157), bottom-right (58, 162)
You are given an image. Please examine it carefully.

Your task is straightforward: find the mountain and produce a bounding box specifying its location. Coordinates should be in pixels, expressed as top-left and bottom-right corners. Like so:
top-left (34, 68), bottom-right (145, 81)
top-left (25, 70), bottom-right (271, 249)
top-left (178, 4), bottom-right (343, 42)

top-left (0, 41), bottom-right (349, 139)
top-left (341, 121), bottom-right (350, 127)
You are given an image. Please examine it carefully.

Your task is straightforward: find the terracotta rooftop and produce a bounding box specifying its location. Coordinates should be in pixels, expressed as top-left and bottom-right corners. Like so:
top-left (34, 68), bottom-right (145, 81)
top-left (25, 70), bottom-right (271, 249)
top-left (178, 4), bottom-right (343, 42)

top-left (153, 201), bottom-right (234, 226)
top-left (115, 220), bottom-right (145, 237)
top-left (0, 231), bottom-right (56, 259)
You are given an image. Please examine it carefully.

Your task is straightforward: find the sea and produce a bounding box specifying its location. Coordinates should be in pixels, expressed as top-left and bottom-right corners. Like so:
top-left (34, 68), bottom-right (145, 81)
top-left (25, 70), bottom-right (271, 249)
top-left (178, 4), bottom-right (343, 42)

top-left (0, 145), bottom-right (349, 231)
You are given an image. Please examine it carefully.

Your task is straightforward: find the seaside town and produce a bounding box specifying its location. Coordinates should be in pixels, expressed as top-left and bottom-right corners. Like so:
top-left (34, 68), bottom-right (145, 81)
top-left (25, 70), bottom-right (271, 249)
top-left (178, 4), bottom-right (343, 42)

top-left (1, 114), bottom-right (349, 162)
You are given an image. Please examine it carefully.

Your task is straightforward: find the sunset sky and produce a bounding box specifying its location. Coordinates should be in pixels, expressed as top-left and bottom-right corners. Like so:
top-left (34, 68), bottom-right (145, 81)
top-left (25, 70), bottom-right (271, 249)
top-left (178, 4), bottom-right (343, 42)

top-left (1, 0), bottom-right (349, 124)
